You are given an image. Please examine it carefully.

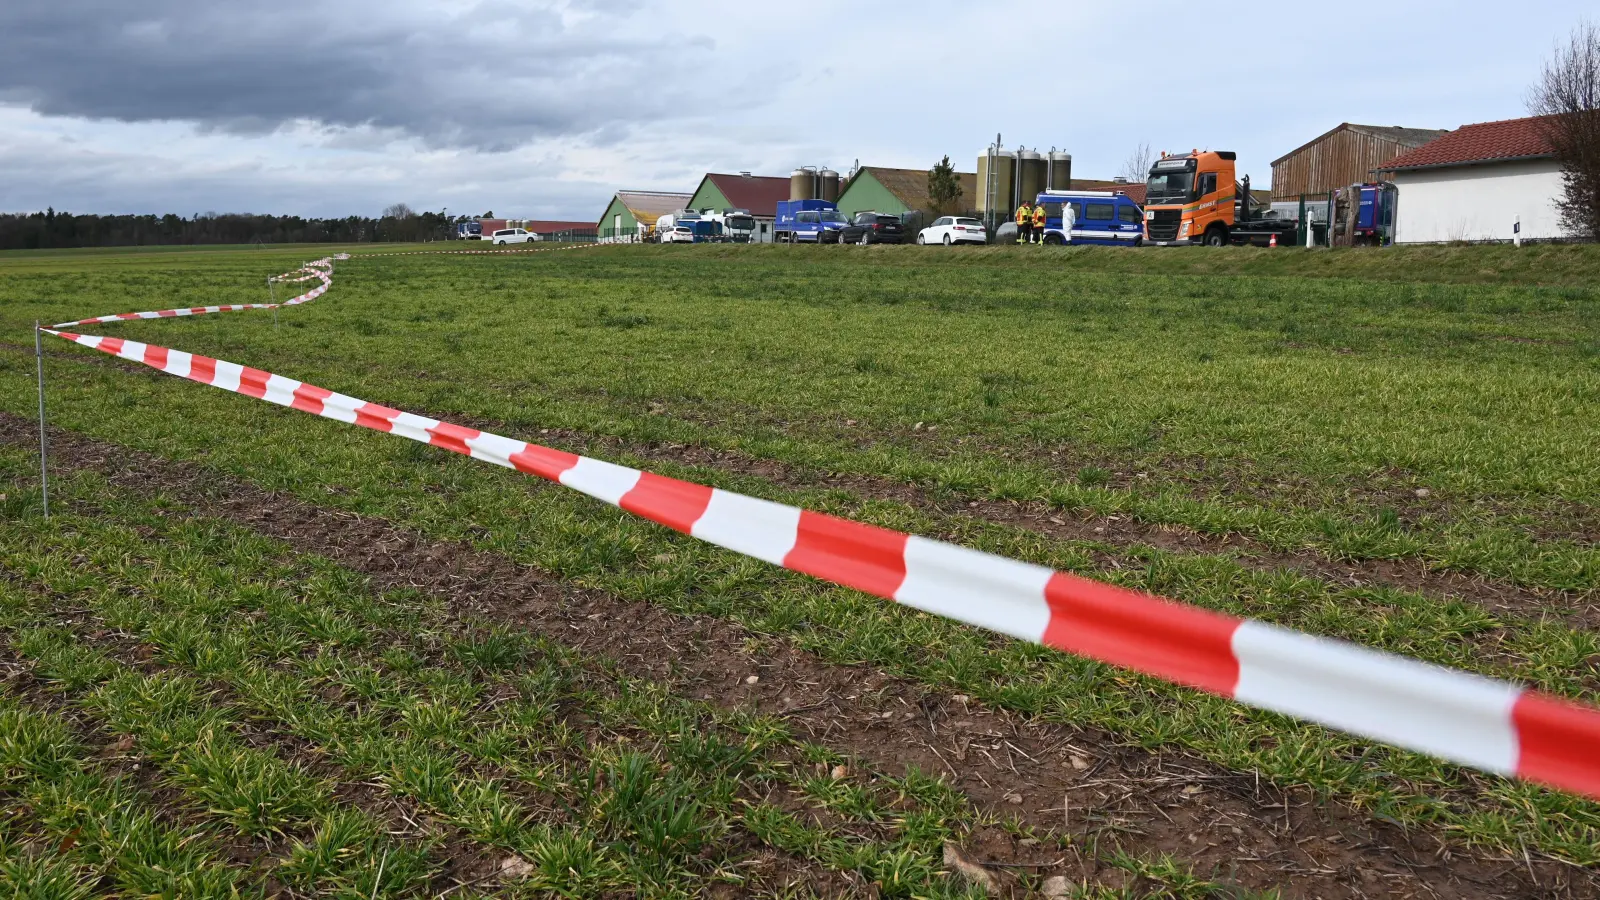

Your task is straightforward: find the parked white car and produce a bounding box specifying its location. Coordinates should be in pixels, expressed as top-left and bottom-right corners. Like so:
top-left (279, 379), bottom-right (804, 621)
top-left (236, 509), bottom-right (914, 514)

top-left (659, 225), bottom-right (696, 243)
top-left (490, 228), bottom-right (536, 245)
top-left (917, 216), bottom-right (987, 246)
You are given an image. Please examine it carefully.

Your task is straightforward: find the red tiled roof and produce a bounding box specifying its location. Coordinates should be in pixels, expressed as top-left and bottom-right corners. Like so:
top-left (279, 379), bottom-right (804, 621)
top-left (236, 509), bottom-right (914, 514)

top-left (523, 220), bottom-right (595, 233)
top-left (1071, 179), bottom-right (1146, 204)
top-left (1381, 116), bottom-right (1555, 171)
top-left (704, 173), bottom-right (791, 217)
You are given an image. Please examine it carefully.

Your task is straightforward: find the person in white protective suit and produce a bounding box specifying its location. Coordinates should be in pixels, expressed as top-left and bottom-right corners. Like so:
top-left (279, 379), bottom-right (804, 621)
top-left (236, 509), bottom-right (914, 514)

top-left (1061, 199), bottom-right (1077, 245)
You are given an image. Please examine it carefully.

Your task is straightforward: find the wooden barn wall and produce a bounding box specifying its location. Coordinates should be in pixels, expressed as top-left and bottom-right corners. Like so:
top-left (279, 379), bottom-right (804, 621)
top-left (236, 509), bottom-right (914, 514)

top-left (1271, 131), bottom-right (1412, 200)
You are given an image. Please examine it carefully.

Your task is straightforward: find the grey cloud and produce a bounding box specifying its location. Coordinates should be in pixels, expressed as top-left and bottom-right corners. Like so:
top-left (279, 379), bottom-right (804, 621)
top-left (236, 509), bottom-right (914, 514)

top-left (0, 0), bottom-right (734, 150)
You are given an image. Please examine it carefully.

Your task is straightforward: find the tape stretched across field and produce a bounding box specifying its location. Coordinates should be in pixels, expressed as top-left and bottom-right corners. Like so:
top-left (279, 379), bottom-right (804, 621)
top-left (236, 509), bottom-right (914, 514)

top-left (41, 253), bottom-right (1600, 802)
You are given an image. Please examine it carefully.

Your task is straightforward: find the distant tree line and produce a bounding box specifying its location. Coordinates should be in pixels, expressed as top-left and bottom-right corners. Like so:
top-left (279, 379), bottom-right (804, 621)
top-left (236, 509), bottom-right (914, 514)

top-left (0, 206), bottom-right (455, 250)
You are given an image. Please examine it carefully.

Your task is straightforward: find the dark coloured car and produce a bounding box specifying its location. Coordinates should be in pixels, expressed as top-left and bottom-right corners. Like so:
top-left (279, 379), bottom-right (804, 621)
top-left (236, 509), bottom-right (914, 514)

top-left (838, 212), bottom-right (905, 245)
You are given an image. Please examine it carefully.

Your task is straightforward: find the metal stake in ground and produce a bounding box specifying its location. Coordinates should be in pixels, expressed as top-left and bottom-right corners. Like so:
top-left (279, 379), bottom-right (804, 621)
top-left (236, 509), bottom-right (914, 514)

top-left (268, 276), bottom-right (279, 329)
top-left (33, 321), bottom-right (49, 520)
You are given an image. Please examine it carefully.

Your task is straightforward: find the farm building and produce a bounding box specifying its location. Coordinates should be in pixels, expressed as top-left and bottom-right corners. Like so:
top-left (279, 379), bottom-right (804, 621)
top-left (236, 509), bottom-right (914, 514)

top-left (1070, 179), bottom-right (1147, 205)
top-left (596, 191), bottom-right (692, 243)
top-left (1379, 115), bottom-right (1572, 244)
top-left (508, 219), bottom-right (597, 240)
top-left (1270, 123), bottom-right (1448, 200)
top-left (835, 166), bottom-right (979, 220)
top-left (686, 173), bottom-right (791, 243)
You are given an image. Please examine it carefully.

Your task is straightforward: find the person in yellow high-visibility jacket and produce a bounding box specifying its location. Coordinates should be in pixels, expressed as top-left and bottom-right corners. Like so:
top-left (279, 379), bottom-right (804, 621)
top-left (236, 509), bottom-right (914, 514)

top-left (1015, 203), bottom-right (1031, 244)
top-left (1031, 203), bottom-right (1048, 243)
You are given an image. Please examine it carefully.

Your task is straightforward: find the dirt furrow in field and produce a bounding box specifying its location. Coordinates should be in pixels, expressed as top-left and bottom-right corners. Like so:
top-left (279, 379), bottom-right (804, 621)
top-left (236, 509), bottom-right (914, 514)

top-left (14, 341), bottom-right (1594, 626)
top-left (7, 337), bottom-right (1586, 625)
top-left (504, 418), bottom-right (1596, 626)
top-left (8, 418), bottom-right (1592, 899)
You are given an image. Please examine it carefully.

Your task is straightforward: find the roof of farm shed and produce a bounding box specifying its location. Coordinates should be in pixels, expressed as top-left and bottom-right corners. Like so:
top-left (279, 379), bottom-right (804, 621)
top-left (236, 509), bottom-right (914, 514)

top-left (852, 166), bottom-right (978, 212)
top-left (700, 173), bottom-right (791, 217)
top-left (614, 191), bottom-right (694, 223)
top-left (1271, 123), bottom-right (1449, 165)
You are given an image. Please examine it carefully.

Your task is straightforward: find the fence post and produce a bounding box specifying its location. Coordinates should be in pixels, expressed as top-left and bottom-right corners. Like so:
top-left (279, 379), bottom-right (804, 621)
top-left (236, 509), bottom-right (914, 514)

top-left (33, 321), bottom-right (49, 520)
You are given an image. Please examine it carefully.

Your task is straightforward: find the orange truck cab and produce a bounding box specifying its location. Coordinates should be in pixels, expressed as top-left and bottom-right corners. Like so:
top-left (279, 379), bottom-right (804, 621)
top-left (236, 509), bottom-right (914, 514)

top-left (1143, 150), bottom-right (1237, 246)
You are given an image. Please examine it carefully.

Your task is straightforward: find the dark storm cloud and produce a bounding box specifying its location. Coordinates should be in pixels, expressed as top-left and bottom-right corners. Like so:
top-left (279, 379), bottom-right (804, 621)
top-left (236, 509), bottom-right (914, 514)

top-left (0, 0), bottom-right (719, 150)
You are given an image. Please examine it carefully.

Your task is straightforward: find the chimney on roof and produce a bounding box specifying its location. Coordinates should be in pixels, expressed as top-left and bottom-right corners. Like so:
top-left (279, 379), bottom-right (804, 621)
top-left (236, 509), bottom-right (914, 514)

top-left (740, 171), bottom-right (752, 177)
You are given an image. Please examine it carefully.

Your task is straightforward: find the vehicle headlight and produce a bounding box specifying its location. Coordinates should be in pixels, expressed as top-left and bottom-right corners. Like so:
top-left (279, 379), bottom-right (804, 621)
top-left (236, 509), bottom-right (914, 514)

top-left (1179, 221), bottom-right (1190, 237)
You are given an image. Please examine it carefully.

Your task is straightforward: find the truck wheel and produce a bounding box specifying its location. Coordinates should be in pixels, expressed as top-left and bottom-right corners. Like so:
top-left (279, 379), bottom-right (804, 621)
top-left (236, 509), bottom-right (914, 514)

top-left (1203, 226), bottom-right (1227, 248)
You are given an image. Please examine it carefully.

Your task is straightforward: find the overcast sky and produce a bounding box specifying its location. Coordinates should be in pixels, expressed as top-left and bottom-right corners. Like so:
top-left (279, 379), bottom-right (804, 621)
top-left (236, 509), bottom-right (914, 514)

top-left (0, 1), bottom-right (1591, 221)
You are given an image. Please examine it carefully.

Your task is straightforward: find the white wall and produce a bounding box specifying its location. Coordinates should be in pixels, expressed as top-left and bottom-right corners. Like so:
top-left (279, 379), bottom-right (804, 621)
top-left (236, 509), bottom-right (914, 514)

top-left (1393, 160), bottom-right (1570, 243)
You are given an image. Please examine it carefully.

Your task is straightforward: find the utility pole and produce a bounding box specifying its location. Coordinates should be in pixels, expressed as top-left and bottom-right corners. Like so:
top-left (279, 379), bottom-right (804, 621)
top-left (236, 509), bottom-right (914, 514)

top-left (33, 322), bottom-right (49, 520)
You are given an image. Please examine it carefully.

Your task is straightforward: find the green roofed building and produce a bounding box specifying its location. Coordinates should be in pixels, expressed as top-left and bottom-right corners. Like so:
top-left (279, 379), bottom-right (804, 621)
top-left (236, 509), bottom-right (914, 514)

top-left (596, 190), bottom-right (692, 242)
top-left (835, 166), bottom-right (978, 221)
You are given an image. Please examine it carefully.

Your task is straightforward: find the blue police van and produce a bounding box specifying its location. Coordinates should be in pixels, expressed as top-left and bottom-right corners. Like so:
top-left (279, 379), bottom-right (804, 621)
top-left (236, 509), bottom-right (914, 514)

top-left (1035, 191), bottom-right (1145, 246)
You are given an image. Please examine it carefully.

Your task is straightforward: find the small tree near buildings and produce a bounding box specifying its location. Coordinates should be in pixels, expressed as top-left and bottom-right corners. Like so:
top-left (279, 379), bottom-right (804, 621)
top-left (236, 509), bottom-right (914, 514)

top-left (928, 155), bottom-right (963, 217)
top-left (1531, 21), bottom-right (1600, 240)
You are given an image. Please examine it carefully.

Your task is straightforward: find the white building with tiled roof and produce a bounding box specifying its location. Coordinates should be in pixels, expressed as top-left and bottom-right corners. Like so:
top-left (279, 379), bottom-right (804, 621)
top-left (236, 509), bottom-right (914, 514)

top-left (1379, 116), bottom-right (1572, 244)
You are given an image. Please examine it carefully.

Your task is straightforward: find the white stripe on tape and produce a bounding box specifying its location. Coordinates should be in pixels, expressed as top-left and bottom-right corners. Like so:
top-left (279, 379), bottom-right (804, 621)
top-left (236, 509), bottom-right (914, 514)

top-left (1231, 621), bottom-right (1521, 773)
top-left (691, 489), bottom-right (802, 566)
top-left (897, 536), bottom-right (1053, 642)
top-left (560, 457), bottom-right (642, 506)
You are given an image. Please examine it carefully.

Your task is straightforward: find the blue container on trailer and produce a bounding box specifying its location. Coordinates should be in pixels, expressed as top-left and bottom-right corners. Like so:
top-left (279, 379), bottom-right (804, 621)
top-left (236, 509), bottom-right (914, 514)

top-left (774, 199), bottom-right (846, 242)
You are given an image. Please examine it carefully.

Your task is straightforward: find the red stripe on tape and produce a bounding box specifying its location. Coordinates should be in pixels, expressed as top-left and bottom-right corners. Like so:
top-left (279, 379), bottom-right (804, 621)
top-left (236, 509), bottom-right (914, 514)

top-left (144, 345), bottom-right (168, 370)
top-left (619, 472), bottom-right (714, 534)
top-left (291, 383), bottom-right (331, 415)
top-left (157, 309), bottom-right (178, 317)
top-left (188, 355), bottom-right (218, 385)
top-left (1511, 692), bottom-right (1600, 799)
top-left (509, 444), bottom-right (581, 481)
top-left (354, 402), bottom-right (402, 432)
top-left (238, 366), bottom-right (273, 399)
top-left (99, 337), bottom-right (125, 356)
top-left (784, 511), bottom-right (908, 598)
top-left (427, 421), bottom-right (480, 456)
top-left (1042, 572), bottom-right (1242, 695)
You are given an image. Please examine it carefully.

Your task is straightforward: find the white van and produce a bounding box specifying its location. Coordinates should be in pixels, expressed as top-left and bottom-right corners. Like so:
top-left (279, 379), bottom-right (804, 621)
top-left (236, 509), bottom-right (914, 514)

top-left (489, 228), bottom-right (536, 245)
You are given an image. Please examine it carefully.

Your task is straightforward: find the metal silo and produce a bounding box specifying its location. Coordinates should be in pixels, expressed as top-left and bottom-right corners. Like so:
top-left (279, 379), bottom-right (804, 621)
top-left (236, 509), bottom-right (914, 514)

top-left (1017, 148), bottom-right (1046, 206)
top-left (1047, 150), bottom-right (1072, 191)
top-left (977, 145), bottom-right (1015, 216)
top-left (819, 169), bottom-right (840, 202)
top-left (790, 168), bottom-right (815, 201)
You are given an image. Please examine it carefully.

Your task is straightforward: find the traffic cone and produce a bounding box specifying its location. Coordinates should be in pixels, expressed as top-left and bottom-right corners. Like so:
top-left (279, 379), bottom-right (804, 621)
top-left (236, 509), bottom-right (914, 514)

top-left (1269, 233), bottom-right (1277, 248)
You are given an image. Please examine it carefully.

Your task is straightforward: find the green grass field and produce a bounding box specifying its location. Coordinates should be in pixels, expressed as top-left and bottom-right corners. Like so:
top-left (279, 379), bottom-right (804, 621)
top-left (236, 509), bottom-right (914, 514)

top-left (0, 241), bottom-right (1596, 897)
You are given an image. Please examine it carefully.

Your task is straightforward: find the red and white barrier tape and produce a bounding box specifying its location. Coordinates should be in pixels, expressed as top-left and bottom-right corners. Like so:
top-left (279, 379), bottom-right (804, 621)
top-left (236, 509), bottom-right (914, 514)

top-left (354, 242), bottom-right (602, 258)
top-left (41, 256), bottom-right (1600, 801)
